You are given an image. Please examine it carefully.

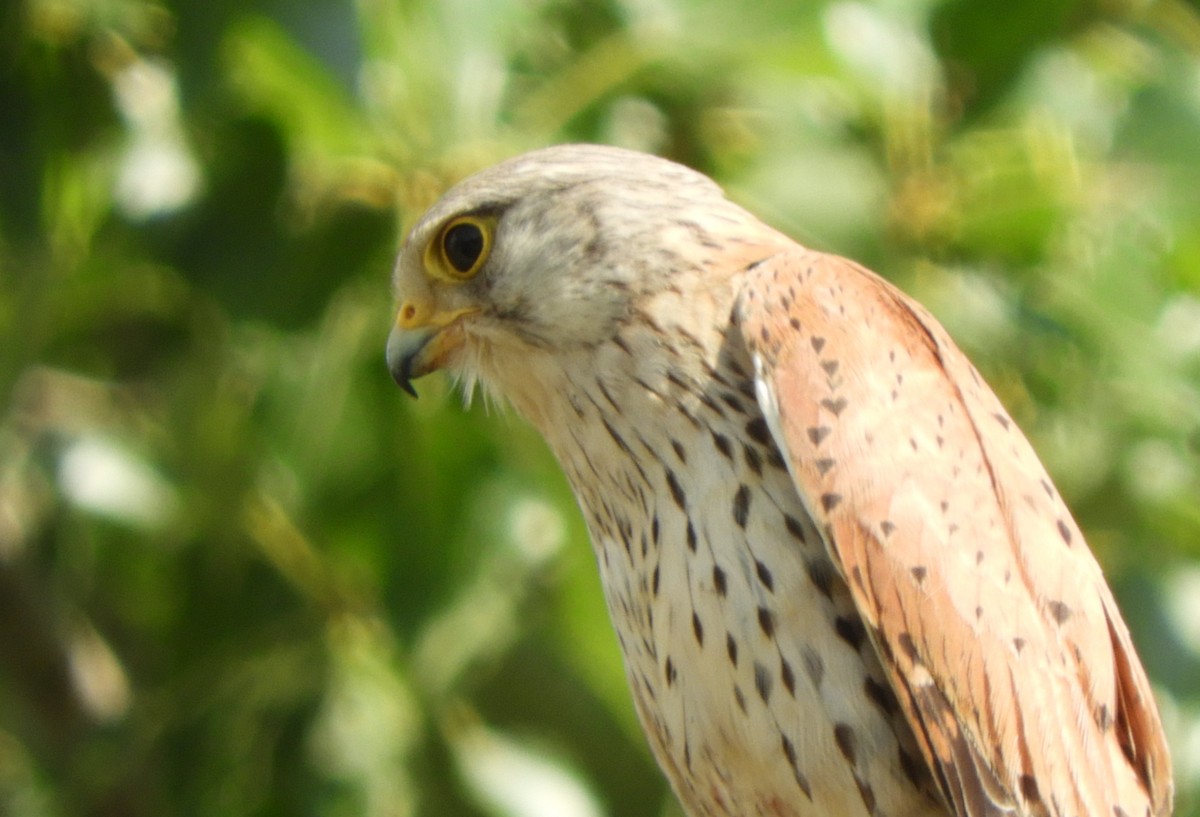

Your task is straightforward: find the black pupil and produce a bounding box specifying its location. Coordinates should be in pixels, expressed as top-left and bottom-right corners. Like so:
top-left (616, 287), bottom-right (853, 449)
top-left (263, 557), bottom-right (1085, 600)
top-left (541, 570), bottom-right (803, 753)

top-left (444, 223), bottom-right (484, 273)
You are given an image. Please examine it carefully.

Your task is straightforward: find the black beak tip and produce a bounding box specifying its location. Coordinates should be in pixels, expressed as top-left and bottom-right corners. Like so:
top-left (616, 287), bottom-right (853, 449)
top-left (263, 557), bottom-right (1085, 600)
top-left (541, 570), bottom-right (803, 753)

top-left (386, 327), bottom-right (432, 399)
top-left (388, 347), bottom-right (422, 398)
top-left (395, 372), bottom-right (419, 398)
top-left (388, 357), bottom-right (419, 398)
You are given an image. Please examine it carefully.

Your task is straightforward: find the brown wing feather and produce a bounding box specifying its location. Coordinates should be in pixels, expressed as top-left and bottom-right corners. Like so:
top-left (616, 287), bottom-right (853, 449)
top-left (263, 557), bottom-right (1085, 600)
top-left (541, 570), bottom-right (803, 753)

top-left (736, 248), bottom-right (1172, 817)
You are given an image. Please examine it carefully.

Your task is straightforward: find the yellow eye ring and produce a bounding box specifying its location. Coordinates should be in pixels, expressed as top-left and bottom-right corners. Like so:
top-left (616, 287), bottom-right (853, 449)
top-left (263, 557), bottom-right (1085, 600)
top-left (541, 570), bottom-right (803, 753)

top-left (429, 216), bottom-right (493, 281)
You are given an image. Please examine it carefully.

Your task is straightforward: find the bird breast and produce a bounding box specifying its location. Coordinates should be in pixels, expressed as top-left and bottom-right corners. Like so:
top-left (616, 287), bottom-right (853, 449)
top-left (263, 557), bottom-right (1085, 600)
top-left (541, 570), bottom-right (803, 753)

top-left (524, 308), bottom-right (943, 817)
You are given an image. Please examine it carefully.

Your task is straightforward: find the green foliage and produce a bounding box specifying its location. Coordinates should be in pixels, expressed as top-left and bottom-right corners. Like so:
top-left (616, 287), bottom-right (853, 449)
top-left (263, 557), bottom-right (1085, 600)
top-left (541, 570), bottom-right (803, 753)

top-left (1, 0), bottom-right (1198, 815)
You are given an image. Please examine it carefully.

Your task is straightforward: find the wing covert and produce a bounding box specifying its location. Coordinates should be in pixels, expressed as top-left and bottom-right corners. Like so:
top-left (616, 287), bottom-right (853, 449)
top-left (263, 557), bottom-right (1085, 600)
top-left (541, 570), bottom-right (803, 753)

top-left (735, 248), bottom-right (1172, 817)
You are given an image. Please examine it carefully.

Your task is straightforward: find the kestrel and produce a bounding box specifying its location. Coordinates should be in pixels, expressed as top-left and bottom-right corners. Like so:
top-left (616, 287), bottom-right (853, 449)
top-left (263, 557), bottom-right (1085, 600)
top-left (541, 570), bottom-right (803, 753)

top-left (386, 145), bottom-right (1173, 817)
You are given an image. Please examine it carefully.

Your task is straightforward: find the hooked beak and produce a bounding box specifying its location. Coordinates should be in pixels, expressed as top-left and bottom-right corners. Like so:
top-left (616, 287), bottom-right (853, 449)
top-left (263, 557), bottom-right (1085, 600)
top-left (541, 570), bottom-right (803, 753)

top-left (386, 326), bottom-right (431, 397)
top-left (386, 306), bottom-right (477, 397)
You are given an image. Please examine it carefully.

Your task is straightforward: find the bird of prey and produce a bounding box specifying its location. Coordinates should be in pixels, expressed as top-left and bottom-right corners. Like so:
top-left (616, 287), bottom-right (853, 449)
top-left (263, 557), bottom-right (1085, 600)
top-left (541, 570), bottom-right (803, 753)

top-left (386, 144), bottom-right (1172, 817)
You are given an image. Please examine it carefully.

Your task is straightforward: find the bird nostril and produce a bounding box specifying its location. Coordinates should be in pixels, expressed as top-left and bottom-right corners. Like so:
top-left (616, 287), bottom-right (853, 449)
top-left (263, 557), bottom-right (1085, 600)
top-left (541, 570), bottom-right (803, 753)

top-left (397, 300), bottom-right (426, 329)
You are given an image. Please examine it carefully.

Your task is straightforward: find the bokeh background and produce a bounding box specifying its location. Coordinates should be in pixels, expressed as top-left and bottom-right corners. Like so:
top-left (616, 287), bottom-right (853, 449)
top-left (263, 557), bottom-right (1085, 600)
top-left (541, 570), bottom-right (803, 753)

top-left (2, 0), bottom-right (1199, 815)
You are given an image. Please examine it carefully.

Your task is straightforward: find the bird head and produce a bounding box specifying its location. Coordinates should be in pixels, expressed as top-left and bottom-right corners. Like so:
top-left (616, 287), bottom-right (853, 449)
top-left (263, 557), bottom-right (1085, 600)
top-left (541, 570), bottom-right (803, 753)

top-left (387, 144), bottom-right (764, 404)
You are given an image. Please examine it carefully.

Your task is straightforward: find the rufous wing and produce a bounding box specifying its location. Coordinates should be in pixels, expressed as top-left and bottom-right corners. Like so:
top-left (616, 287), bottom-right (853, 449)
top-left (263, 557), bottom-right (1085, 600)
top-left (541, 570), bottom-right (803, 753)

top-left (735, 248), bottom-right (1172, 817)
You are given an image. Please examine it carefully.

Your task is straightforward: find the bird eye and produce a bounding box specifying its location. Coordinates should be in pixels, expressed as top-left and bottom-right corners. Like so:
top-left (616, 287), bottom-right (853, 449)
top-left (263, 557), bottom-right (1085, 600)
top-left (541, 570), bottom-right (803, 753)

top-left (436, 217), bottom-right (491, 280)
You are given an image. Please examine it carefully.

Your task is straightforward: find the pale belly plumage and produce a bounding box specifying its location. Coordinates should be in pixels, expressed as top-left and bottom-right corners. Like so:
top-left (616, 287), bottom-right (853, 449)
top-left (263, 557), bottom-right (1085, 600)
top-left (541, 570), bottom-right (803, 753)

top-left (555, 363), bottom-right (944, 817)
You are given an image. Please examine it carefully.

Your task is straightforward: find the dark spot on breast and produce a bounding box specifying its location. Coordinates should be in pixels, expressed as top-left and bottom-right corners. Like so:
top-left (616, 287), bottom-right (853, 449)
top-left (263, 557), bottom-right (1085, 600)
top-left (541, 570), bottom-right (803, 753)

top-left (782, 734), bottom-right (797, 765)
top-left (670, 438), bottom-right (687, 463)
top-left (1013, 637), bottom-right (1026, 654)
top-left (784, 514), bottom-right (807, 543)
top-left (664, 656), bottom-right (676, 686)
top-left (652, 565), bottom-right (660, 596)
top-left (686, 520), bottom-right (697, 552)
top-left (745, 416), bottom-right (772, 446)
top-left (993, 412), bottom-right (1011, 430)
top-left (781, 733), bottom-right (814, 798)
top-left (713, 565), bottom-right (727, 597)
top-left (816, 457), bottom-right (835, 475)
top-left (726, 632), bottom-right (738, 666)
top-left (732, 485), bottom-right (750, 529)
top-left (734, 684), bottom-right (747, 713)
top-left (692, 612), bottom-right (704, 646)
top-left (836, 616), bottom-right (865, 651)
top-left (864, 676), bottom-right (898, 715)
top-left (820, 360), bottom-right (839, 376)
top-left (665, 468), bottom-right (687, 509)
top-left (811, 337), bottom-right (826, 353)
top-left (712, 432), bottom-right (733, 460)
top-left (806, 559), bottom-right (834, 598)
top-left (820, 493), bottom-right (842, 512)
top-left (789, 317), bottom-right (801, 330)
top-left (880, 520), bottom-right (896, 536)
top-left (897, 632), bottom-right (918, 661)
top-left (754, 661), bottom-right (772, 701)
top-left (758, 606), bottom-right (776, 639)
top-left (780, 658), bottom-right (795, 697)
top-left (601, 418), bottom-right (631, 454)
top-left (767, 447), bottom-right (788, 471)
top-left (720, 392), bottom-right (746, 414)
top-left (742, 445), bottom-right (763, 475)
top-left (755, 559), bottom-right (774, 592)
top-left (802, 646), bottom-right (824, 687)
top-left (911, 566), bottom-right (927, 585)
top-left (833, 723), bottom-right (857, 764)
